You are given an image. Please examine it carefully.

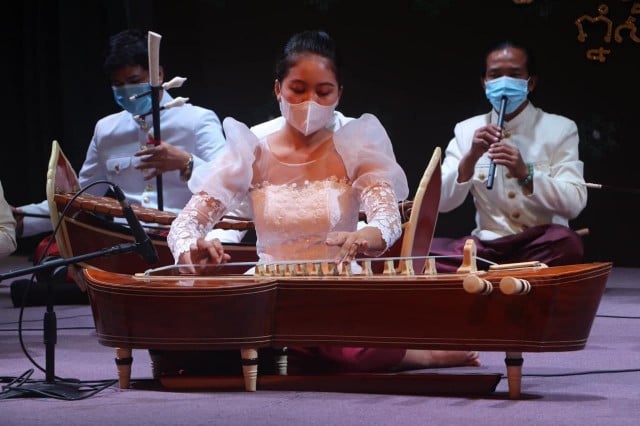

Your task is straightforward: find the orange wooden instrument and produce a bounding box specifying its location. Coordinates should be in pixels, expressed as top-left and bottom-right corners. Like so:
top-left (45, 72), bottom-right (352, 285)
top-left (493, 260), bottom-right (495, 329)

top-left (53, 193), bottom-right (255, 229)
top-left (51, 193), bottom-right (259, 276)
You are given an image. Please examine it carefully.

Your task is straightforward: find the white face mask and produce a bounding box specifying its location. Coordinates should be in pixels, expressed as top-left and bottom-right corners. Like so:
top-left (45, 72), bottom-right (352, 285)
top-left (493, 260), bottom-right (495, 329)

top-left (279, 97), bottom-right (337, 135)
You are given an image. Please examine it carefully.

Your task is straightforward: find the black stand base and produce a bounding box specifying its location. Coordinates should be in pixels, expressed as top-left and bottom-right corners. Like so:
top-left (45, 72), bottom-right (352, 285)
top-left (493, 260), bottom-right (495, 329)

top-left (1, 378), bottom-right (116, 400)
top-left (0, 241), bottom-right (143, 400)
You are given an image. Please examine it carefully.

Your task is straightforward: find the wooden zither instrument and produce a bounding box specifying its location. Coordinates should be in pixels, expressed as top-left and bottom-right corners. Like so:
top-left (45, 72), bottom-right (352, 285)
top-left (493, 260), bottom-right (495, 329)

top-left (83, 256), bottom-right (612, 399)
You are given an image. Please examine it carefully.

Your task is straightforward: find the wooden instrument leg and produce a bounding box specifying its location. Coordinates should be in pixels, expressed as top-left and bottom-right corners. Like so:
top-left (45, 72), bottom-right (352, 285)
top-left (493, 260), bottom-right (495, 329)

top-left (241, 348), bottom-right (258, 391)
top-left (115, 347), bottom-right (133, 389)
top-left (274, 347), bottom-right (288, 375)
top-left (505, 351), bottom-right (523, 399)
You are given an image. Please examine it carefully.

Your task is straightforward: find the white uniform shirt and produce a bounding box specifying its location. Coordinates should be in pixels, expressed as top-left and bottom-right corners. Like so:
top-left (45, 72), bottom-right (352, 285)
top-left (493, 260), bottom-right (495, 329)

top-left (19, 92), bottom-right (242, 243)
top-left (0, 180), bottom-right (17, 257)
top-left (440, 103), bottom-right (587, 241)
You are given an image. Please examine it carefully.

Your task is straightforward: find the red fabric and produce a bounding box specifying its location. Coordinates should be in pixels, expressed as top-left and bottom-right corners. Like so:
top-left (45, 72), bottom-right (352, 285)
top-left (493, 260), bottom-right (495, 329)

top-left (33, 234), bottom-right (74, 282)
top-left (286, 346), bottom-right (406, 374)
top-left (34, 234), bottom-right (59, 261)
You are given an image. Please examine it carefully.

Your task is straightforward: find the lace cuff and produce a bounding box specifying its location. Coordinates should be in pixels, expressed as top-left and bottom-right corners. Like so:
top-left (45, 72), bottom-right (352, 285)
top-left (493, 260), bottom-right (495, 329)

top-left (167, 192), bottom-right (227, 261)
top-left (360, 183), bottom-right (402, 254)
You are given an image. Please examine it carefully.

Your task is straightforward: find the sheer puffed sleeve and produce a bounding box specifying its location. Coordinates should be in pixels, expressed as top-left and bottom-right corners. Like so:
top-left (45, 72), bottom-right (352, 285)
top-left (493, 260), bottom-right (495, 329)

top-left (334, 113), bottom-right (409, 250)
top-left (167, 117), bottom-right (259, 260)
top-left (334, 113), bottom-right (409, 200)
top-left (188, 117), bottom-right (260, 210)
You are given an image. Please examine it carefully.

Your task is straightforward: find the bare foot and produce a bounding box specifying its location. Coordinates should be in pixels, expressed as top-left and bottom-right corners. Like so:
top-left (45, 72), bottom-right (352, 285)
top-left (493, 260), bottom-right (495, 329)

top-left (427, 350), bottom-right (480, 367)
top-left (396, 350), bottom-right (480, 370)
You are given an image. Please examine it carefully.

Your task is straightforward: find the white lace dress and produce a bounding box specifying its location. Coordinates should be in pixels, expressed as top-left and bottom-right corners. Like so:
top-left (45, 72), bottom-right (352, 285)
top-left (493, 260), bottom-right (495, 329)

top-left (168, 113), bottom-right (409, 266)
top-left (166, 113), bottom-right (411, 373)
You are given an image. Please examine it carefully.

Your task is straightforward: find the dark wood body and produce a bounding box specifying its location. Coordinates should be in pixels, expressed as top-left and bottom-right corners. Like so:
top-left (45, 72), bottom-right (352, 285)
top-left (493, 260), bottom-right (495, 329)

top-left (83, 262), bottom-right (611, 353)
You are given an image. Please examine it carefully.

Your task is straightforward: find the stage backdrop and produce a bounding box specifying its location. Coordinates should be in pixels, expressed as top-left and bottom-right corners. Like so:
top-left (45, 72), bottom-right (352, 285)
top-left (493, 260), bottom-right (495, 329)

top-left (4, 0), bottom-right (638, 266)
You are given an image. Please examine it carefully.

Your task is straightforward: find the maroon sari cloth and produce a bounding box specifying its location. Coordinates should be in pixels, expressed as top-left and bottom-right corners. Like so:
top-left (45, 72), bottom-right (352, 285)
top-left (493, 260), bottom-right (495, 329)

top-left (286, 347), bottom-right (407, 374)
top-left (430, 224), bottom-right (584, 273)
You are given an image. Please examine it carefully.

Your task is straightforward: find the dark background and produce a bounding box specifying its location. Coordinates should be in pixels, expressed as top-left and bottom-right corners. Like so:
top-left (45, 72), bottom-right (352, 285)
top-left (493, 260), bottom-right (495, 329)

top-left (3, 0), bottom-right (638, 266)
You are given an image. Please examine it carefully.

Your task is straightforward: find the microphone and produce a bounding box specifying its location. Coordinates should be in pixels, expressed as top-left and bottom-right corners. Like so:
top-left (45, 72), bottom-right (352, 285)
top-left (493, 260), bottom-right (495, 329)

top-left (486, 96), bottom-right (508, 190)
top-left (111, 184), bottom-right (159, 264)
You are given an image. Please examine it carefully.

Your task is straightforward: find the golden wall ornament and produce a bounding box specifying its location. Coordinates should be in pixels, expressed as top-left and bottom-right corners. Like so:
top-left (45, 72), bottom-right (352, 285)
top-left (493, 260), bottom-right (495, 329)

top-left (576, 4), bottom-right (613, 43)
top-left (575, 1), bottom-right (640, 62)
top-left (586, 46), bottom-right (612, 62)
top-left (614, 16), bottom-right (640, 42)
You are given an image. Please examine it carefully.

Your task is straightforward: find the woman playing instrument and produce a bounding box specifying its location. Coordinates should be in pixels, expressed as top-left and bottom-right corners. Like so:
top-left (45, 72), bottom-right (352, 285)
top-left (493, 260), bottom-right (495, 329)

top-left (167, 30), bottom-right (479, 373)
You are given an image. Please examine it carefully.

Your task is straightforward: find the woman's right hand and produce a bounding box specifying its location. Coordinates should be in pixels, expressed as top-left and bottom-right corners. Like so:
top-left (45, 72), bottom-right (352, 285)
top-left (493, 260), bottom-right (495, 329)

top-left (178, 237), bottom-right (231, 275)
top-left (472, 123), bottom-right (502, 154)
top-left (457, 124), bottom-right (503, 183)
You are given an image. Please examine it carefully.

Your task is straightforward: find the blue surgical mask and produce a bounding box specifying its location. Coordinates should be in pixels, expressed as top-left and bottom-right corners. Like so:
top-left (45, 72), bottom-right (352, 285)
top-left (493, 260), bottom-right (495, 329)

top-left (112, 82), bottom-right (152, 116)
top-left (484, 76), bottom-right (529, 114)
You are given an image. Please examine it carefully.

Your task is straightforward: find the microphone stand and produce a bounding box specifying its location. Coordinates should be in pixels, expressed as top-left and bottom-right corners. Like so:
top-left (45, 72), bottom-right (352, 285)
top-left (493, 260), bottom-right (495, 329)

top-left (0, 242), bottom-right (142, 399)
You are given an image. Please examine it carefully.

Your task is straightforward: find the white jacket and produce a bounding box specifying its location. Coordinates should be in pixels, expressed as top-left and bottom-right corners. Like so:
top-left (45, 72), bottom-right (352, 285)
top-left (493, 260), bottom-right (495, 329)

top-left (440, 103), bottom-right (587, 240)
top-left (19, 92), bottom-right (242, 243)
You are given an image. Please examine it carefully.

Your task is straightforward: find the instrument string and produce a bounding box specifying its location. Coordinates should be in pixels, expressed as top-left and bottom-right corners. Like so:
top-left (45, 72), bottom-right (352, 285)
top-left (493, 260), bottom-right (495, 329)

top-left (142, 254), bottom-right (499, 276)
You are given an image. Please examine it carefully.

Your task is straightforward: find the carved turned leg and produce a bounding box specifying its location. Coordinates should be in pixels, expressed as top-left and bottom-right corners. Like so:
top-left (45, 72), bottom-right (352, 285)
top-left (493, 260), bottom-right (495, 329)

top-left (115, 347), bottom-right (133, 389)
top-left (241, 348), bottom-right (258, 391)
top-left (505, 351), bottom-right (524, 399)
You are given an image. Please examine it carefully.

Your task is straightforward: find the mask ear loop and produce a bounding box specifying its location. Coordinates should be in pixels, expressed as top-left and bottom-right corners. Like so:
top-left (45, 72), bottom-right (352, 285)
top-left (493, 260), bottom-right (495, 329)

top-left (274, 79), bottom-right (282, 102)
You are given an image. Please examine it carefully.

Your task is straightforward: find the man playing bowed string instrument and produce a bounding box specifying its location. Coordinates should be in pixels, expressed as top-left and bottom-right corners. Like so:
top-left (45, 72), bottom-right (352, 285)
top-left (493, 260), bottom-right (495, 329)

top-left (13, 29), bottom-right (244, 245)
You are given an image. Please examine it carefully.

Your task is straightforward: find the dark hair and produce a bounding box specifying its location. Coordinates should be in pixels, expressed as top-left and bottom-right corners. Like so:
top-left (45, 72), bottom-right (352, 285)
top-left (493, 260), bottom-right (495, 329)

top-left (103, 29), bottom-right (150, 76)
top-left (482, 40), bottom-right (537, 77)
top-left (275, 30), bottom-right (342, 86)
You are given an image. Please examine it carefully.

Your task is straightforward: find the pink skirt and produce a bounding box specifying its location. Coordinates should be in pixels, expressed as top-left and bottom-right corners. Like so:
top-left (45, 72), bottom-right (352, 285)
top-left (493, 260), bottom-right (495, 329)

top-left (286, 346), bottom-right (407, 374)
